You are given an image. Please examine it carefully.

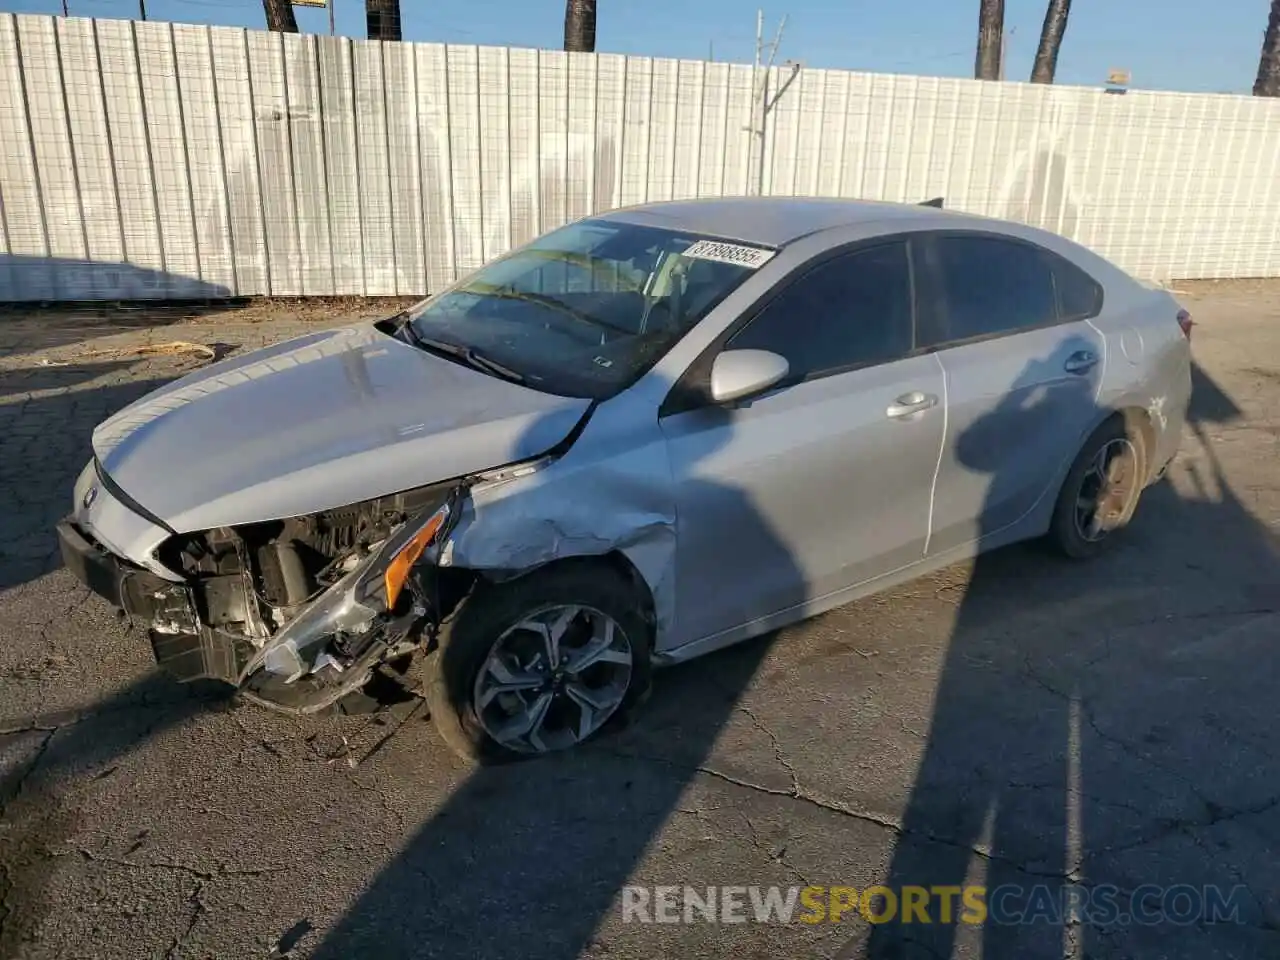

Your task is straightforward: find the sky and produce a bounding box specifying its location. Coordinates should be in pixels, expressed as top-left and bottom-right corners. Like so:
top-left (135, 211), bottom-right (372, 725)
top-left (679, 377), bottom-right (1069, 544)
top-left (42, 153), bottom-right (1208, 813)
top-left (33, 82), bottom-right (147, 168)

top-left (5, 0), bottom-right (1273, 95)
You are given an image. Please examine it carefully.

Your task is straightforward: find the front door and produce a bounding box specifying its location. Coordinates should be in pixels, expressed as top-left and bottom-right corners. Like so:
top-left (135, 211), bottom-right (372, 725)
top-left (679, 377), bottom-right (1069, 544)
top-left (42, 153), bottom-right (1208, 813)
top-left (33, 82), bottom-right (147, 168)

top-left (658, 240), bottom-right (946, 650)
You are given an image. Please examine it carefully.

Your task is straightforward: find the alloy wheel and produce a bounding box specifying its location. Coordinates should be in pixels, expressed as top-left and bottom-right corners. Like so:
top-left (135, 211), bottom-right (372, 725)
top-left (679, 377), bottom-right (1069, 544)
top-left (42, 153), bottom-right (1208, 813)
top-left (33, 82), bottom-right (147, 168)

top-left (471, 604), bottom-right (633, 754)
top-left (1074, 437), bottom-right (1140, 543)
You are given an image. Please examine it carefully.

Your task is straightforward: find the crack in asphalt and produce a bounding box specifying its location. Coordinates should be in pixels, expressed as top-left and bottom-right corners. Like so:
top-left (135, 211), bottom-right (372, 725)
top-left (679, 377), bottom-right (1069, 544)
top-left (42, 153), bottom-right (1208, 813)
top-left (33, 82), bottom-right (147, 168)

top-left (599, 746), bottom-right (1089, 885)
top-left (1094, 791), bottom-right (1280, 861)
top-left (0, 728), bottom-right (55, 820)
top-left (740, 814), bottom-right (812, 887)
top-left (0, 729), bottom-right (54, 945)
top-left (0, 691), bottom-right (216, 947)
top-left (1180, 821), bottom-right (1280, 935)
top-left (1020, 655), bottom-right (1280, 865)
top-left (1021, 657), bottom-right (1214, 806)
top-left (73, 847), bottom-right (298, 880)
top-left (162, 878), bottom-right (209, 960)
top-left (736, 705), bottom-right (801, 796)
top-left (603, 723), bottom-right (1280, 928)
top-left (0, 695), bottom-right (204, 741)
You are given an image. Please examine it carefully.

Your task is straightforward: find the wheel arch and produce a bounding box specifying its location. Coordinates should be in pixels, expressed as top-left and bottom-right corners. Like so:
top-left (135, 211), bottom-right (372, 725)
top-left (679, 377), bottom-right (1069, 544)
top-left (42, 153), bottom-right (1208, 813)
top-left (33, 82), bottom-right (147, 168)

top-left (1085, 405), bottom-right (1156, 483)
top-left (452, 549), bottom-right (659, 647)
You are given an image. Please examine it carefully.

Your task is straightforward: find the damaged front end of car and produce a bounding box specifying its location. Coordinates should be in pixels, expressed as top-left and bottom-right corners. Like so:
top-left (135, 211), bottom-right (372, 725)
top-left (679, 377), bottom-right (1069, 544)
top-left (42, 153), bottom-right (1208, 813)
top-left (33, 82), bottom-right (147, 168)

top-left (70, 477), bottom-right (482, 715)
top-left (235, 481), bottom-right (475, 713)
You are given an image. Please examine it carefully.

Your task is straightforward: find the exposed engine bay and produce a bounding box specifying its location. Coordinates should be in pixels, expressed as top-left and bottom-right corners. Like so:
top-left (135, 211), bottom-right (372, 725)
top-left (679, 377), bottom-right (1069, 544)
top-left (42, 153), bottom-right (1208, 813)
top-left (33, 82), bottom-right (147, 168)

top-left (69, 477), bottom-right (478, 714)
top-left (159, 484), bottom-right (450, 639)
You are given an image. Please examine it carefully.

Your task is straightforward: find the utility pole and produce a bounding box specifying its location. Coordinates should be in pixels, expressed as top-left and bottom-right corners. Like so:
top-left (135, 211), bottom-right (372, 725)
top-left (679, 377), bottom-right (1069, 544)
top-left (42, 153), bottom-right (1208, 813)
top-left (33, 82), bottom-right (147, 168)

top-left (61, 0), bottom-right (68, 15)
top-left (330, 0), bottom-right (336, 35)
top-left (138, 0), bottom-right (146, 20)
top-left (747, 10), bottom-right (797, 196)
top-left (749, 9), bottom-right (764, 193)
top-left (752, 9), bottom-right (764, 100)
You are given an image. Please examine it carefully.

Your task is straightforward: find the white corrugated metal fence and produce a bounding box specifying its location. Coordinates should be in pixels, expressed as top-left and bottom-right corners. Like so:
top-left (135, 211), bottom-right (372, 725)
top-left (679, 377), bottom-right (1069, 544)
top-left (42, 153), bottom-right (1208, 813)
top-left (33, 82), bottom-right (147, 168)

top-left (2, 13), bottom-right (1280, 301)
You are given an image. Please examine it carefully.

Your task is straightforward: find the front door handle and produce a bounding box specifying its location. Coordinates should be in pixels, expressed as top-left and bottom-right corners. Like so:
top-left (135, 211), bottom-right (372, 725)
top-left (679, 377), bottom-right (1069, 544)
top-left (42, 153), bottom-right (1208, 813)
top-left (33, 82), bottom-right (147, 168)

top-left (1064, 350), bottom-right (1099, 375)
top-left (886, 391), bottom-right (939, 419)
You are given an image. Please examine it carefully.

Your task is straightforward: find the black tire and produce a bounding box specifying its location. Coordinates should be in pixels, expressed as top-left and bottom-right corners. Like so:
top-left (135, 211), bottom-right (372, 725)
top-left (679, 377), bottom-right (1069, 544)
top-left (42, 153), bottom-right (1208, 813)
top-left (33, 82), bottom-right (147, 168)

top-left (423, 560), bottom-right (653, 764)
top-left (1047, 416), bottom-right (1147, 560)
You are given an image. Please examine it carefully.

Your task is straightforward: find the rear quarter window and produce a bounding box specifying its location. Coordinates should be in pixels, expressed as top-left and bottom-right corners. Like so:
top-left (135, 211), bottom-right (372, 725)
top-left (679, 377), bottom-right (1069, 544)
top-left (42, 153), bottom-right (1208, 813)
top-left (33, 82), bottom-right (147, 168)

top-left (1051, 257), bottom-right (1104, 320)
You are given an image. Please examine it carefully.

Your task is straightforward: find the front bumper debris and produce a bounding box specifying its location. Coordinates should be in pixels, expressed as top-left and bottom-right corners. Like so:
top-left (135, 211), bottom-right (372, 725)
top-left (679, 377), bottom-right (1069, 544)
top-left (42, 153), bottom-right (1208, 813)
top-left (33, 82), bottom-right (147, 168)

top-left (57, 495), bottom-right (464, 716)
top-left (57, 519), bottom-right (188, 624)
top-left (57, 518), bottom-right (256, 685)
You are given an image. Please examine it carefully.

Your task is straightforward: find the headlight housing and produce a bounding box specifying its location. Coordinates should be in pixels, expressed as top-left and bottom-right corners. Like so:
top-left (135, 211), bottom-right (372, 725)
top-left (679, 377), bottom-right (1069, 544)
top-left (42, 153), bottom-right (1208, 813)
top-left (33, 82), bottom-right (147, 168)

top-left (253, 499), bottom-right (456, 681)
top-left (352, 500), bottom-right (453, 611)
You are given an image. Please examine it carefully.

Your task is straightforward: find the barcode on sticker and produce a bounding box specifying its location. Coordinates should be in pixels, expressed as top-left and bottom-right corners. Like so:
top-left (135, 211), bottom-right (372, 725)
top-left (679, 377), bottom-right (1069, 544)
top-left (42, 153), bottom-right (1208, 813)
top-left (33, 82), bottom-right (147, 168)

top-left (682, 240), bottom-right (776, 269)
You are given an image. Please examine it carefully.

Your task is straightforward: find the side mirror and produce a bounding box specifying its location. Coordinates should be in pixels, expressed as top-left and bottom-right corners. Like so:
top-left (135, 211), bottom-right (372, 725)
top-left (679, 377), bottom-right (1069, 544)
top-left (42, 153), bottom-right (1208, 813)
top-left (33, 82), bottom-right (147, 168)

top-left (709, 349), bottom-right (790, 404)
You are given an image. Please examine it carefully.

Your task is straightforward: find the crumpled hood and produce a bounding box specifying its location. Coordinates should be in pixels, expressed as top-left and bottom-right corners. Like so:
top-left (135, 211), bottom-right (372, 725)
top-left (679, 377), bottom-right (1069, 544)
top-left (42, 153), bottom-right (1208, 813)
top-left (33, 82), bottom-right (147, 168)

top-left (92, 324), bottom-right (590, 532)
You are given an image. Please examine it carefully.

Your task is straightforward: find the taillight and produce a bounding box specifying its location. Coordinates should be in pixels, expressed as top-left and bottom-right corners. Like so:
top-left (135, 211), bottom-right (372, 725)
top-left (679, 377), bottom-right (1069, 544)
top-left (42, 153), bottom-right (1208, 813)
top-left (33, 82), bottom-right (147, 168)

top-left (1176, 309), bottom-right (1194, 341)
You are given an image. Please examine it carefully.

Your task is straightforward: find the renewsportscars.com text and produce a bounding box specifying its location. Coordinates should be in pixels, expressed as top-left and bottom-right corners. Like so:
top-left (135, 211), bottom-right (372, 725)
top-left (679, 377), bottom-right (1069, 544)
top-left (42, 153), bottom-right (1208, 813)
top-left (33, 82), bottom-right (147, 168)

top-left (620, 883), bottom-right (1249, 927)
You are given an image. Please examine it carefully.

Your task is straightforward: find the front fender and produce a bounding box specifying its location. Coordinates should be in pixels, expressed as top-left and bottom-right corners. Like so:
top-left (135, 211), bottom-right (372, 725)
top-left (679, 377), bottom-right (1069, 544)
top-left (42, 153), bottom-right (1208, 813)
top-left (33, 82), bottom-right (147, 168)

top-left (438, 430), bottom-right (679, 641)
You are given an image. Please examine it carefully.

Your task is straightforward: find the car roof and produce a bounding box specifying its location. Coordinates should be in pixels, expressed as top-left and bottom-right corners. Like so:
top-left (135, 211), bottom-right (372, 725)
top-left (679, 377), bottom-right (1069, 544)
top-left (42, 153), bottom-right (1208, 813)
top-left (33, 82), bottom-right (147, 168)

top-left (595, 196), bottom-right (985, 248)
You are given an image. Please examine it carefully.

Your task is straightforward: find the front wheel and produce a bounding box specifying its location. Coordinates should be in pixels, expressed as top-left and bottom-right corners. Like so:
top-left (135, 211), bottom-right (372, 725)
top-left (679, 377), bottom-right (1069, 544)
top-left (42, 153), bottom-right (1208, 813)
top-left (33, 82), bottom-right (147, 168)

top-left (423, 561), bottom-right (652, 763)
top-left (1047, 417), bottom-right (1146, 559)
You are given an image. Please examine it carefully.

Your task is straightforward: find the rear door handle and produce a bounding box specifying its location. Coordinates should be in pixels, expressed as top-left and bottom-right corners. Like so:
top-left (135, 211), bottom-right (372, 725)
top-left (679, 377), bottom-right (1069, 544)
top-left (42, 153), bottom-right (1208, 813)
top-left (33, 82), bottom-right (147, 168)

top-left (886, 391), bottom-right (939, 419)
top-left (1064, 350), bottom-right (1099, 375)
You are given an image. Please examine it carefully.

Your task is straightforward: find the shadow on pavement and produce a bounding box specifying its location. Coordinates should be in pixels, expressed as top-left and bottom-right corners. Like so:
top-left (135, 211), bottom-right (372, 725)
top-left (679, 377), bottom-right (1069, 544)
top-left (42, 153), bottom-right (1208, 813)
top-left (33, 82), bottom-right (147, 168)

top-left (0, 673), bottom-right (230, 953)
top-left (0, 371), bottom-right (183, 594)
top-left (0, 358), bottom-right (225, 952)
top-left (3, 315), bottom-right (1274, 960)
top-left (310, 380), bottom-right (809, 959)
top-left (311, 350), bottom-right (1279, 960)
top-left (0, 253), bottom-right (231, 304)
top-left (0, 254), bottom-right (245, 360)
top-left (858, 358), bottom-right (1278, 959)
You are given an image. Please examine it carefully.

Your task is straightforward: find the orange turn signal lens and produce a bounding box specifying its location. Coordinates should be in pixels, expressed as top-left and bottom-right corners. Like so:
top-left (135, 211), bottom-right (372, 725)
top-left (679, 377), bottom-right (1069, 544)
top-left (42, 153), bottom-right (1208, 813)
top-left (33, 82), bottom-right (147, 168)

top-left (383, 508), bottom-right (448, 610)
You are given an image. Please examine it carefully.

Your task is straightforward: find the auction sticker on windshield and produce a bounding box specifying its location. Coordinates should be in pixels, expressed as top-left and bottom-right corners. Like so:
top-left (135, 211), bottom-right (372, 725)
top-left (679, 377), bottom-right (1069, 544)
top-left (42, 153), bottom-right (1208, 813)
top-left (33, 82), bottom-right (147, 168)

top-left (683, 240), bottom-right (776, 269)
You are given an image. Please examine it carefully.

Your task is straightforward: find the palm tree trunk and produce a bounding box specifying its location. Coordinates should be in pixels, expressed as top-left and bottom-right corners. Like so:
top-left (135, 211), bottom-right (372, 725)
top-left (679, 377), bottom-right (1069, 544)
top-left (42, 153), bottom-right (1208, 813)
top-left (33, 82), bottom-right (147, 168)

top-left (564, 0), bottom-right (598, 53)
top-left (1255, 0), bottom-right (1280, 96)
top-left (1031, 0), bottom-right (1072, 83)
top-left (263, 0), bottom-right (298, 33)
top-left (975, 0), bottom-right (1005, 81)
top-left (366, 0), bottom-right (402, 42)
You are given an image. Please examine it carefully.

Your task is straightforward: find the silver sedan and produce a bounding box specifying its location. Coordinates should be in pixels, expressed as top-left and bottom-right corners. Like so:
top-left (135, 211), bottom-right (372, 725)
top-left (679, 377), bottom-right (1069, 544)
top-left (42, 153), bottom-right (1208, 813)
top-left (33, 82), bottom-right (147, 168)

top-left (57, 197), bottom-right (1193, 761)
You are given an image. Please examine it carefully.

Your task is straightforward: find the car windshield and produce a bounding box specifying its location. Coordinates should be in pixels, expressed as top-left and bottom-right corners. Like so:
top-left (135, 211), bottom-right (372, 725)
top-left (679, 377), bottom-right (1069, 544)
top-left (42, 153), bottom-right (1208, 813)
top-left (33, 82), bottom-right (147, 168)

top-left (404, 219), bottom-right (768, 398)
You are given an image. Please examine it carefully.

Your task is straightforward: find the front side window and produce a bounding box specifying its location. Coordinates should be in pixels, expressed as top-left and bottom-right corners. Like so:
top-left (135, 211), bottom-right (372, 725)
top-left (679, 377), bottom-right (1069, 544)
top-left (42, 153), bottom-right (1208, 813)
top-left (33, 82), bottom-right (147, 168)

top-left (405, 220), bottom-right (764, 398)
top-left (933, 234), bottom-right (1058, 343)
top-left (728, 241), bottom-right (914, 379)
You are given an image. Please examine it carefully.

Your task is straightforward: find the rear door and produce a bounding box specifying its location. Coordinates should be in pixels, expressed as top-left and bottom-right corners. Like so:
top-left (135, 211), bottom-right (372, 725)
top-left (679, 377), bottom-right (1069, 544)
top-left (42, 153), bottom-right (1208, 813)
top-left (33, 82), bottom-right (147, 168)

top-left (920, 231), bottom-right (1107, 555)
top-left (659, 239), bottom-right (946, 648)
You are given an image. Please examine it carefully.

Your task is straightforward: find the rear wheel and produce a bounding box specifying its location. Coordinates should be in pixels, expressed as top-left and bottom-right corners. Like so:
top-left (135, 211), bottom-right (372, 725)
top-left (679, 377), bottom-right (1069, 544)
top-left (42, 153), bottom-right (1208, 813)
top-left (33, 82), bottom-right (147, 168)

top-left (423, 561), bottom-right (651, 763)
top-left (1048, 417), bottom-right (1146, 559)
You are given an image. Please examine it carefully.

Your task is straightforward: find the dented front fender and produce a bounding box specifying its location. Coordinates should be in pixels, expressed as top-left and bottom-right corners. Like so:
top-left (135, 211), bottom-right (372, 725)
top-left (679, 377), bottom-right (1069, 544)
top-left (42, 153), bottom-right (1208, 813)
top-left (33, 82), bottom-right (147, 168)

top-left (438, 413), bottom-right (680, 643)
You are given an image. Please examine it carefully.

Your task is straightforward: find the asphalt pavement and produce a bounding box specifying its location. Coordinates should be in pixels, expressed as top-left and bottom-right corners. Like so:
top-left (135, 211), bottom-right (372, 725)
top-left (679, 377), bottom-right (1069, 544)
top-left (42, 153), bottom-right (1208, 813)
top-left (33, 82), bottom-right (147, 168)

top-left (1, 285), bottom-right (1277, 959)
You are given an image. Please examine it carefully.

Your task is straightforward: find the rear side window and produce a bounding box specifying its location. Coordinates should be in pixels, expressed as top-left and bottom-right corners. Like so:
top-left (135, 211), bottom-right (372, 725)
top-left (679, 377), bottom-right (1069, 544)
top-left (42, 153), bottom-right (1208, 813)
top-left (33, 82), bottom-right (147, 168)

top-left (1053, 258), bottom-right (1104, 320)
top-left (729, 241), bottom-right (913, 379)
top-left (934, 235), bottom-right (1058, 342)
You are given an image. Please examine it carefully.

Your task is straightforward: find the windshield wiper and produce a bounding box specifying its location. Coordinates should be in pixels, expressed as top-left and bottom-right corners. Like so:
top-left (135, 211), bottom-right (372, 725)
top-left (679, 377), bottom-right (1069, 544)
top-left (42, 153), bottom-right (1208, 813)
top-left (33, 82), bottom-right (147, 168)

top-left (399, 322), bottom-right (529, 386)
top-left (459, 349), bottom-right (529, 385)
